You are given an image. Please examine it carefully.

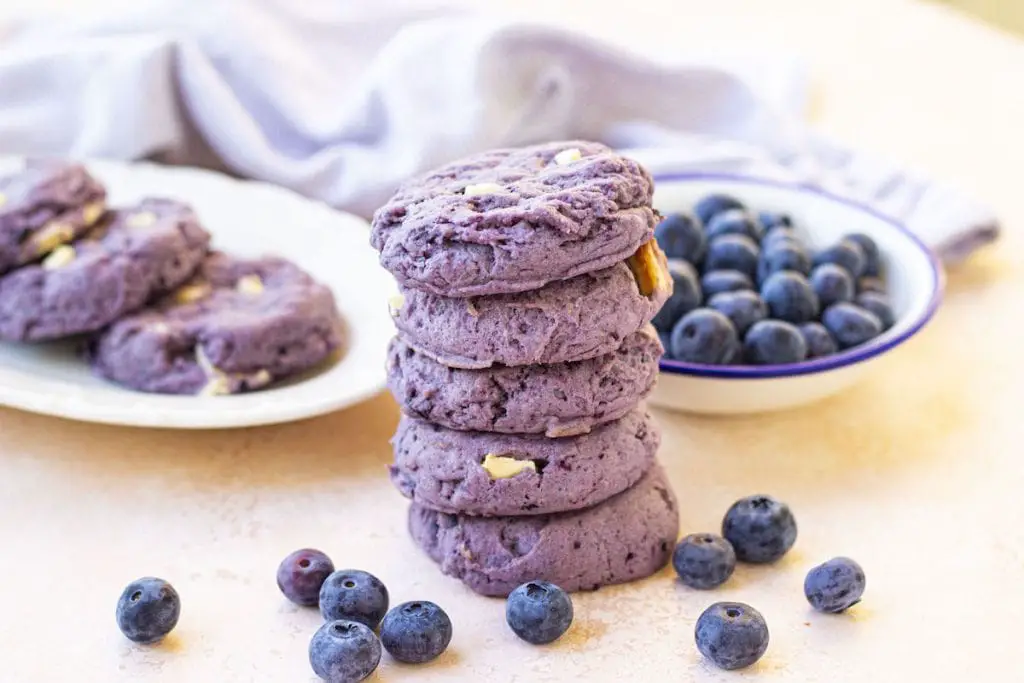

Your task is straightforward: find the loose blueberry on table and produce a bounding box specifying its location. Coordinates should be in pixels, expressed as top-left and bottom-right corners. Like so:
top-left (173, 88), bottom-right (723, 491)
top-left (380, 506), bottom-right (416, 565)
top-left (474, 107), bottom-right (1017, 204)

top-left (309, 620), bottom-right (382, 683)
top-left (805, 557), bottom-right (867, 613)
top-left (319, 569), bottom-right (390, 630)
top-left (506, 581), bottom-right (574, 645)
top-left (654, 194), bottom-right (892, 366)
top-left (695, 602), bottom-right (770, 670)
top-left (672, 533), bottom-right (737, 589)
top-left (380, 601), bottom-right (453, 664)
top-left (116, 577), bottom-right (181, 644)
top-left (722, 494), bottom-right (798, 564)
top-left (277, 548), bottom-right (335, 607)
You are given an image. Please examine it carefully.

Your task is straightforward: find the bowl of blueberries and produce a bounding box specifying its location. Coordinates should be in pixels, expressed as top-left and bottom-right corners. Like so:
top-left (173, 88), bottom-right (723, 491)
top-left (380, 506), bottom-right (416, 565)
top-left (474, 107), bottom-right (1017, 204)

top-left (648, 172), bottom-right (943, 415)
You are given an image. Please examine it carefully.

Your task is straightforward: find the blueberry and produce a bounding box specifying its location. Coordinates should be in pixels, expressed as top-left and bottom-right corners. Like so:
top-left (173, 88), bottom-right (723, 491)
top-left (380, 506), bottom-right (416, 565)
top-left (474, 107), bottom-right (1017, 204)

top-left (380, 601), bottom-right (453, 664)
top-left (672, 533), bottom-right (737, 589)
top-left (822, 302), bottom-right (883, 349)
top-left (762, 226), bottom-right (801, 249)
top-left (116, 577), bottom-right (181, 644)
top-left (277, 549), bottom-right (335, 607)
top-left (319, 570), bottom-right (389, 629)
top-left (706, 209), bottom-right (763, 243)
top-left (813, 239), bottom-right (866, 278)
top-left (798, 322), bottom-right (838, 359)
top-left (506, 581), bottom-right (573, 645)
top-left (705, 235), bottom-right (760, 280)
top-left (670, 309), bottom-right (740, 365)
top-left (760, 271), bottom-right (819, 323)
top-left (701, 270), bottom-right (753, 300)
top-left (855, 292), bottom-right (895, 330)
top-left (309, 620), bottom-right (381, 683)
top-left (694, 193), bottom-right (745, 225)
top-left (857, 276), bottom-right (886, 294)
top-left (758, 211), bottom-right (792, 232)
top-left (722, 494), bottom-right (798, 564)
top-left (844, 233), bottom-right (881, 276)
top-left (695, 602), bottom-right (770, 670)
top-left (743, 320), bottom-right (807, 365)
top-left (654, 212), bottom-right (706, 264)
top-left (757, 241), bottom-right (812, 283)
top-left (804, 557), bottom-right (866, 613)
top-left (707, 291), bottom-right (767, 336)
top-left (809, 263), bottom-right (855, 309)
top-left (652, 260), bottom-right (702, 333)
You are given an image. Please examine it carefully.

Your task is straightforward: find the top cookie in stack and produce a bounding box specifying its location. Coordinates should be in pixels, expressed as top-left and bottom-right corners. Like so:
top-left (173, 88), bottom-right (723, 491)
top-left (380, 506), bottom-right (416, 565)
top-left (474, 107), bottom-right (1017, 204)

top-left (372, 141), bottom-right (680, 597)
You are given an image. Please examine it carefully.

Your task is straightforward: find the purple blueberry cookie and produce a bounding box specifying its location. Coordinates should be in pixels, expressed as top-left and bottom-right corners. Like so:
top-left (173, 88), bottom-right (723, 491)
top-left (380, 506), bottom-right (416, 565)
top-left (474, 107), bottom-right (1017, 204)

top-left (0, 160), bottom-right (107, 275)
top-left (407, 464), bottom-right (679, 597)
top-left (88, 252), bottom-right (341, 395)
top-left (390, 407), bottom-right (659, 516)
top-left (0, 198), bottom-right (209, 341)
top-left (371, 141), bottom-right (657, 297)
top-left (392, 242), bottom-right (670, 368)
top-left (387, 327), bottom-right (662, 436)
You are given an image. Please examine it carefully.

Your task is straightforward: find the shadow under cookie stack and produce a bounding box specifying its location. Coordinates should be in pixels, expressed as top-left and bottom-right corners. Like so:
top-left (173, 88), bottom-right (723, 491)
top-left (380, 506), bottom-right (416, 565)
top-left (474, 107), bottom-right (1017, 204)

top-left (371, 141), bottom-right (680, 597)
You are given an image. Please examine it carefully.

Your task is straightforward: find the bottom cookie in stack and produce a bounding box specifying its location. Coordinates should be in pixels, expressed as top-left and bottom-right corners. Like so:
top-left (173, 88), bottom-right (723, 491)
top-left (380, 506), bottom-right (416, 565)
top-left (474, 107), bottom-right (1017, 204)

top-left (407, 464), bottom-right (679, 597)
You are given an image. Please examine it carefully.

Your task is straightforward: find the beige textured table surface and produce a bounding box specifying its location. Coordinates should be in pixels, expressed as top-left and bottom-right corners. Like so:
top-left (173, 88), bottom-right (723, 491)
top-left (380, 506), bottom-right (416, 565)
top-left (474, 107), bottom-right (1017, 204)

top-left (2, 0), bottom-right (1023, 680)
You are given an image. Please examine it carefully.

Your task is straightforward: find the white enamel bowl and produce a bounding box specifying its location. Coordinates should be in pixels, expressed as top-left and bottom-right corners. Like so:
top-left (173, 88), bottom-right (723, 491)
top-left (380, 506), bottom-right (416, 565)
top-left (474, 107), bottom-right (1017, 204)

top-left (648, 173), bottom-right (944, 415)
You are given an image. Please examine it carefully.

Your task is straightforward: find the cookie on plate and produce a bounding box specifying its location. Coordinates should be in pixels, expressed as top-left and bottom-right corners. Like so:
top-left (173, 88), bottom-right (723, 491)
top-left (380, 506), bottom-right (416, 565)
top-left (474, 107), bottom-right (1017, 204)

top-left (0, 160), bottom-right (107, 275)
top-left (408, 463), bottom-right (679, 597)
top-left (88, 252), bottom-right (341, 395)
top-left (0, 198), bottom-right (209, 341)
top-left (390, 407), bottom-right (659, 516)
top-left (387, 326), bottom-right (662, 436)
top-left (391, 241), bottom-right (671, 369)
top-left (371, 141), bottom-right (657, 297)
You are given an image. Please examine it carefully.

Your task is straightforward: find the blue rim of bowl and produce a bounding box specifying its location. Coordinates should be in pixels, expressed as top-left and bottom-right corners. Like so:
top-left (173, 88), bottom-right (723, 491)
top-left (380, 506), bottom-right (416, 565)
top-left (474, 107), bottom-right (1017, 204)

top-left (654, 172), bottom-right (945, 379)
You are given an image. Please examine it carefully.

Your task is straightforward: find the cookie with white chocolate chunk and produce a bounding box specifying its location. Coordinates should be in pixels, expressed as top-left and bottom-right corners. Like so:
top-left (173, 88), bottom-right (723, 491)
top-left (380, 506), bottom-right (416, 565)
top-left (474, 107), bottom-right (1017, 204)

top-left (0, 198), bottom-right (209, 341)
top-left (389, 408), bottom-right (659, 516)
top-left (86, 252), bottom-right (341, 395)
top-left (371, 141), bottom-right (657, 297)
top-left (0, 160), bottom-right (107, 275)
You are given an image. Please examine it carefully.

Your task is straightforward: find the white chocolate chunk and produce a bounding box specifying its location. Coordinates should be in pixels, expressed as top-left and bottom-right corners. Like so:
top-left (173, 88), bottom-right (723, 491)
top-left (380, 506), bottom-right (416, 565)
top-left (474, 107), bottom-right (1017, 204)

top-left (150, 322), bottom-right (171, 335)
top-left (248, 369), bottom-right (273, 389)
top-left (42, 244), bottom-right (76, 270)
top-left (0, 192), bottom-right (7, 208)
top-left (82, 201), bottom-right (105, 226)
top-left (481, 453), bottom-right (537, 479)
top-left (236, 275), bottom-right (264, 296)
top-left (125, 210), bottom-right (156, 228)
top-left (388, 294), bottom-right (405, 317)
top-left (34, 223), bottom-right (75, 254)
top-left (553, 148), bottom-right (582, 165)
top-left (195, 345), bottom-right (271, 396)
top-left (199, 375), bottom-right (231, 397)
top-left (463, 182), bottom-right (504, 197)
top-left (174, 283), bottom-right (211, 305)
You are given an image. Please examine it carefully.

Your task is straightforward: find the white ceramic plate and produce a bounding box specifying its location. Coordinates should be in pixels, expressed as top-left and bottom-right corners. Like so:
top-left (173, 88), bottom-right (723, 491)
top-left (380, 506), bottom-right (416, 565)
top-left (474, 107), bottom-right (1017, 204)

top-left (0, 158), bottom-right (394, 429)
top-left (649, 173), bottom-right (944, 415)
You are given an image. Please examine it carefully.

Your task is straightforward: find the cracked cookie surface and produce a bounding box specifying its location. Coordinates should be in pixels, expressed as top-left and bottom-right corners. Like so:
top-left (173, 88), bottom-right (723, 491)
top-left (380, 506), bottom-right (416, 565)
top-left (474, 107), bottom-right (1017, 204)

top-left (0, 160), bottom-right (107, 275)
top-left (390, 408), bottom-right (659, 516)
top-left (0, 198), bottom-right (208, 341)
top-left (407, 463), bottom-right (679, 597)
top-left (87, 251), bottom-right (341, 395)
top-left (370, 141), bottom-right (656, 297)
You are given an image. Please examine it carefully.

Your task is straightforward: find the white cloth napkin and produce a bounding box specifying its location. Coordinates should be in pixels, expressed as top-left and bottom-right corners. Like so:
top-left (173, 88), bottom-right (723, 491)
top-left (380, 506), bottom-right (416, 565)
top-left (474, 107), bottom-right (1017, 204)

top-left (0, 0), bottom-right (998, 262)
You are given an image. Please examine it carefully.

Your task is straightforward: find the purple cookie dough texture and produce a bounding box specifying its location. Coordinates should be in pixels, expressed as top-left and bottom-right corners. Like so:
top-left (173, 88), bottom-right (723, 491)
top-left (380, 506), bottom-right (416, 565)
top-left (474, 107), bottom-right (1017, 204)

top-left (393, 259), bottom-right (669, 369)
top-left (407, 464), bottom-right (679, 597)
top-left (0, 160), bottom-right (107, 274)
top-left (387, 328), bottom-right (662, 436)
top-left (390, 407), bottom-right (659, 516)
top-left (371, 141), bottom-right (657, 297)
top-left (89, 252), bottom-right (341, 395)
top-left (0, 198), bottom-right (209, 341)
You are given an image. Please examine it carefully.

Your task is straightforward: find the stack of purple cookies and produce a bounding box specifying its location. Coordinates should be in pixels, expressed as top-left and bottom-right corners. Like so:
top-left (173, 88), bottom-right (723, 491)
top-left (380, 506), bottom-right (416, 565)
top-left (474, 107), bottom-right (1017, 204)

top-left (371, 141), bottom-right (681, 597)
